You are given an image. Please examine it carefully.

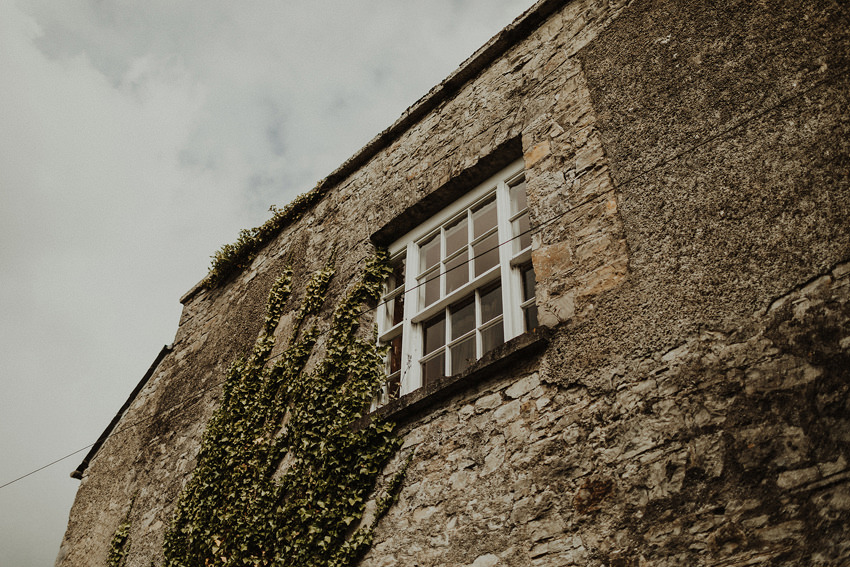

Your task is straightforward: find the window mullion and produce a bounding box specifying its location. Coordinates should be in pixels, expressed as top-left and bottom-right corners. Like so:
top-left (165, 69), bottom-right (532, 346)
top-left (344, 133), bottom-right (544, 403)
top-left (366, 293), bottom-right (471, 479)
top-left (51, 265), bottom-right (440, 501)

top-left (495, 180), bottom-right (518, 339)
top-left (440, 226), bottom-right (447, 299)
top-left (474, 288), bottom-right (483, 359)
top-left (401, 241), bottom-right (419, 395)
top-left (443, 306), bottom-right (450, 378)
top-left (466, 209), bottom-right (474, 285)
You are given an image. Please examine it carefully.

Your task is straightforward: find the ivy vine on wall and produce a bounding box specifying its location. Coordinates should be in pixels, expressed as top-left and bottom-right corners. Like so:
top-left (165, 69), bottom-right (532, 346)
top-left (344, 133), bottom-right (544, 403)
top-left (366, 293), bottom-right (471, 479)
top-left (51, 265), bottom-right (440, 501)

top-left (204, 189), bottom-right (324, 289)
top-left (162, 250), bottom-right (404, 567)
top-left (106, 495), bottom-right (135, 567)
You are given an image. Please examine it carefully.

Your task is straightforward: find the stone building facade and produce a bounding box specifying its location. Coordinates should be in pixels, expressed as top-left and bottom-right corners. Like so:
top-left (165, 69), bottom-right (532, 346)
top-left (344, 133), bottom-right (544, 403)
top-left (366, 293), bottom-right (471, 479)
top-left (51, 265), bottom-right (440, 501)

top-left (58, 0), bottom-right (850, 566)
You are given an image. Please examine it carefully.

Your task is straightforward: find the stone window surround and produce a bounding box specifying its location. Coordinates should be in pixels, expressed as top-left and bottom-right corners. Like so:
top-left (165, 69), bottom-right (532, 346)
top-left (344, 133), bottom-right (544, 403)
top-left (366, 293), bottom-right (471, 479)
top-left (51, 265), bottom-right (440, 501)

top-left (375, 156), bottom-right (538, 401)
top-left (367, 137), bottom-right (549, 421)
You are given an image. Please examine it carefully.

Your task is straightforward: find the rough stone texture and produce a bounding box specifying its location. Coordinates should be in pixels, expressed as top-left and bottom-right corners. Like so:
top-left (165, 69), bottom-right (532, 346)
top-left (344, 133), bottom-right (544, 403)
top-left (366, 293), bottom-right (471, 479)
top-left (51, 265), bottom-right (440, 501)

top-left (57, 0), bottom-right (849, 566)
top-left (362, 262), bottom-right (850, 566)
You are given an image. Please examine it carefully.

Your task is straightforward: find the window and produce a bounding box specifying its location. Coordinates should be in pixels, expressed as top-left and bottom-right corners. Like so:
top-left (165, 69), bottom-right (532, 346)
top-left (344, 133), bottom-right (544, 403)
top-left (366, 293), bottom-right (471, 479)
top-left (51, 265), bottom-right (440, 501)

top-left (374, 160), bottom-right (537, 406)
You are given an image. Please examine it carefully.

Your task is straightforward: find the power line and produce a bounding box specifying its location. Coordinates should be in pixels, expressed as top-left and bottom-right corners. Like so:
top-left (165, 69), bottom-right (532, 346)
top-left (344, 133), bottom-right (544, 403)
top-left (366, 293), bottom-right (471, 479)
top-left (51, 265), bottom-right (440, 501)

top-left (0, 446), bottom-right (93, 490)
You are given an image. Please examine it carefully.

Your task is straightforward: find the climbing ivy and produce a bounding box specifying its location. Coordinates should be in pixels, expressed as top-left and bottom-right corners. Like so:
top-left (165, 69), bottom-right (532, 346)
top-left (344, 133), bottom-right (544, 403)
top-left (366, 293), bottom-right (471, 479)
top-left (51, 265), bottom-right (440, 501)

top-left (162, 250), bottom-right (404, 567)
top-left (107, 497), bottom-right (135, 567)
top-left (204, 189), bottom-right (324, 289)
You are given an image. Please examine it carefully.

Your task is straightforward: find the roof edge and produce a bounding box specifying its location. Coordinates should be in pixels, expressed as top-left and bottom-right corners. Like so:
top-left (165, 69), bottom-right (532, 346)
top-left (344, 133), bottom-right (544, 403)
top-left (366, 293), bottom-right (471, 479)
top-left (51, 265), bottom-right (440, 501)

top-left (312, 0), bottom-right (566, 194)
top-left (71, 345), bottom-right (172, 480)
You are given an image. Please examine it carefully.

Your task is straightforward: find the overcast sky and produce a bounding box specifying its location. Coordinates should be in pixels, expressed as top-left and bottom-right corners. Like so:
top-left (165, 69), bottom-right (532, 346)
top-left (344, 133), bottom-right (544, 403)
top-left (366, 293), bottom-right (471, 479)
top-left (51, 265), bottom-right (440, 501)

top-left (0, 0), bottom-right (537, 565)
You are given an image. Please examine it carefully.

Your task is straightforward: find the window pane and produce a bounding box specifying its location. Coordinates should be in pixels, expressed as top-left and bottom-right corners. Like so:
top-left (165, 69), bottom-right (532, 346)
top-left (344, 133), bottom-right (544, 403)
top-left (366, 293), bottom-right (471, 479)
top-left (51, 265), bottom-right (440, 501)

top-left (444, 215), bottom-right (468, 256)
top-left (480, 283), bottom-right (503, 323)
top-left (450, 296), bottom-right (475, 339)
top-left (472, 197), bottom-right (497, 238)
top-left (388, 334), bottom-right (403, 374)
top-left (520, 262), bottom-right (536, 302)
top-left (523, 304), bottom-right (539, 331)
top-left (423, 313), bottom-right (445, 355)
top-left (422, 353), bottom-right (445, 386)
top-left (510, 179), bottom-right (527, 214)
top-left (386, 373), bottom-right (400, 401)
top-left (388, 256), bottom-right (405, 291)
top-left (481, 321), bottom-right (504, 354)
top-left (419, 269), bottom-right (440, 307)
top-left (513, 212), bottom-right (531, 251)
top-left (386, 290), bottom-right (404, 327)
top-left (473, 231), bottom-right (499, 277)
top-left (445, 250), bottom-right (469, 294)
top-left (420, 234), bottom-right (440, 273)
top-left (451, 336), bottom-right (476, 375)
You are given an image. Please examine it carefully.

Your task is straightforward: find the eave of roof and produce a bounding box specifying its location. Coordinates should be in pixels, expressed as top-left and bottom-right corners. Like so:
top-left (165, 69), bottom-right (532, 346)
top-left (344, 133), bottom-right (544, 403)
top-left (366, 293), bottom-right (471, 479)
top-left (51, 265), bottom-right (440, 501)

top-left (310, 0), bottom-right (566, 195)
top-left (71, 345), bottom-right (172, 480)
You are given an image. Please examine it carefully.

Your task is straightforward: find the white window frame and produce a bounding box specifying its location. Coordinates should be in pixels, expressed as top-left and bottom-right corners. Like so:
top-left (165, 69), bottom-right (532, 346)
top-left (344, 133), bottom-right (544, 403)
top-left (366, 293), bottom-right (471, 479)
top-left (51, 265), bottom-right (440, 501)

top-left (376, 159), bottom-right (534, 402)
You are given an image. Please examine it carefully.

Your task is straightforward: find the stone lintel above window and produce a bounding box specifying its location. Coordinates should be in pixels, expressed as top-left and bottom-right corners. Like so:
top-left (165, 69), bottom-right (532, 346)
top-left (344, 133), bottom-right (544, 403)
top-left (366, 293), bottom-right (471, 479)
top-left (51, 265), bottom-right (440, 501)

top-left (370, 137), bottom-right (522, 249)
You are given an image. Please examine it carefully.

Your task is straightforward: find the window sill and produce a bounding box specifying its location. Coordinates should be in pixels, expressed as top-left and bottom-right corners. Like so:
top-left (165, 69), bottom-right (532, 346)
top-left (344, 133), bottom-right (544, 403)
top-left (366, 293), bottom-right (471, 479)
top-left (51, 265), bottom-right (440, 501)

top-left (359, 327), bottom-right (550, 427)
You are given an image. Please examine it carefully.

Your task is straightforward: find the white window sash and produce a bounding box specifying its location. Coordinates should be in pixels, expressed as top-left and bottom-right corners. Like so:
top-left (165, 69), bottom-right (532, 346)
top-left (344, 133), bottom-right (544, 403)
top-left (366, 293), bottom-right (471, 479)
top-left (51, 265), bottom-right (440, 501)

top-left (379, 158), bottom-right (528, 398)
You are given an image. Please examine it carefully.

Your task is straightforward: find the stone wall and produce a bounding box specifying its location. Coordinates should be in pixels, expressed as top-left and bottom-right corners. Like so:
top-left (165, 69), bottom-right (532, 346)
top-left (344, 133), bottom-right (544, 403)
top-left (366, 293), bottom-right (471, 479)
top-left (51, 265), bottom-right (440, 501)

top-left (57, 0), bottom-right (849, 566)
top-left (362, 262), bottom-right (850, 566)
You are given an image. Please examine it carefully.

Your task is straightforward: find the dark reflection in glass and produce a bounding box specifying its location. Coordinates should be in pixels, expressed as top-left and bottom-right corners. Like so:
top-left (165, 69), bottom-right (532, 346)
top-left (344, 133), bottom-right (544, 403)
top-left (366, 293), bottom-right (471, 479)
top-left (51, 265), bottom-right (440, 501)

top-left (480, 283), bottom-right (503, 323)
top-left (524, 304), bottom-right (538, 331)
top-left (390, 292), bottom-right (404, 326)
top-left (423, 313), bottom-right (445, 355)
top-left (450, 296), bottom-right (475, 339)
top-left (482, 322), bottom-right (504, 354)
top-left (388, 334), bottom-right (403, 374)
top-left (451, 337), bottom-right (476, 375)
top-left (422, 353), bottom-right (445, 386)
top-left (520, 263), bottom-right (536, 301)
top-left (388, 257), bottom-right (405, 291)
top-left (386, 374), bottom-right (400, 401)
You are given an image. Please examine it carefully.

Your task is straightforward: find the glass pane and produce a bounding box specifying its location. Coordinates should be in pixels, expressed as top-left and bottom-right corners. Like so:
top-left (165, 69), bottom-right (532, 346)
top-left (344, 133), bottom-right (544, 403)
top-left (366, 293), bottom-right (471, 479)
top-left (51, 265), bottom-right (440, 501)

top-left (472, 197), bottom-right (497, 238)
top-left (386, 373), bottom-right (401, 401)
top-left (388, 256), bottom-right (405, 291)
top-left (419, 234), bottom-right (440, 273)
top-left (422, 353), bottom-right (445, 386)
top-left (510, 179), bottom-right (527, 214)
top-left (520, 262), bottom-right (536, 302)
top-left (480, 283), bottom-right (503, 323)
top-left (473, 231), bottom-right (499, 277)
top-left (444, 215), bottom-right (468, 256)
top-left (388, 334), bottom-right (403, 374)
top-left (524, 304), bottom-right (539, 331)
top-left (513, 212), bottom-right (531, 251)
top-left (481, 321), bottom-right (504, 354)
top-left (386, 290), bottom-right (404, 327)
top-left (445, 250), bottom-right (469, 294)
top-left (451, 336), bottom-right (476, 375)
top-left (450, 296), bottom-right (475, 339)
top-left (419, 269), bottom-right (440, 307)
top-left (423, 313), bottom-right (445, 355)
